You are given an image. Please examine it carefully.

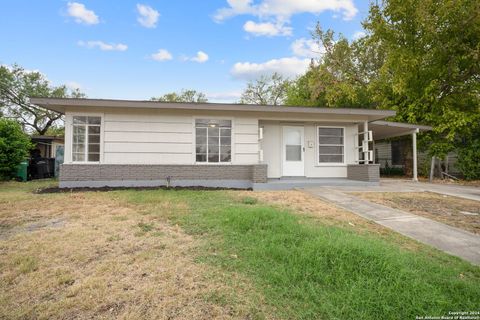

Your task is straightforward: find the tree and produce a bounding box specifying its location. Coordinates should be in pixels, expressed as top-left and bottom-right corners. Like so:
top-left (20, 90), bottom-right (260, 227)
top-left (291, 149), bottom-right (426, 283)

top-left (285, 25), bottom-right (382, 108)
top-left (239, 73), bottom-right (290, 105)
top-left (0, 64), bottom-right (86, 135)
top-left (364, 0), bottom-right (480, 157)
top-left (151, 89), bottom-right (208, 103)
top-left (0, 119), bottom-right (32, 179)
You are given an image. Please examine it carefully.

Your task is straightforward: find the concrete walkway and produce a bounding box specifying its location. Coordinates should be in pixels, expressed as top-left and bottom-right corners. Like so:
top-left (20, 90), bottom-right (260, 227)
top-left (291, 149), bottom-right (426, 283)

top-left (304, 187), bottom-right (480, 265)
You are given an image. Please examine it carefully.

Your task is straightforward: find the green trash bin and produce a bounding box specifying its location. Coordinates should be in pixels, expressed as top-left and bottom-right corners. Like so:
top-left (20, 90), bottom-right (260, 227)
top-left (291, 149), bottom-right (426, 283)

top-left (15, 160), bottom-right (28, 182)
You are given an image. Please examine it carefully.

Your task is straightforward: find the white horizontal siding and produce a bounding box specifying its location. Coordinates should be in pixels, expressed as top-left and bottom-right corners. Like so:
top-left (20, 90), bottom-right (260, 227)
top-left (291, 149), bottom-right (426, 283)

top-left (101, 112), bottom-right (260, 165)
top-left (105, 131), bottom-right (192, 143)
top-left (104, 152), bottom-right (192, 164)
top-left (234, 119), bottom-right (258, 165)
top-left (104, 142), bottom-right (191, 153)
top-left (104, 113), bottom-right (191, 123)
top-left (235, 143), bottom-right (259, 154)
top-left (105, 121), bottom-right (192, 133)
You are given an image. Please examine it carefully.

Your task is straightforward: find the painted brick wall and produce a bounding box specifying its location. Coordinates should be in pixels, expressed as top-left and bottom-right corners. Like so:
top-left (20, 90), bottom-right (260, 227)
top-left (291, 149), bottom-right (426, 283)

top-left (347, 164), bottom-right (380, 182)
top-left (60, 164), bottom-right (267, 183)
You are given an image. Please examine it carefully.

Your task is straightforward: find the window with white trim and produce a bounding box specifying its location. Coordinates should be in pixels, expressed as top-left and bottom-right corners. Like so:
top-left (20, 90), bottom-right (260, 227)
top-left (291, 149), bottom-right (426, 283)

top-left (195, 119), bottom-right (231, 163)
top-left (318, 127), bottom-right (344, 163)
top-left (72, 116), bottom-right (101, 162)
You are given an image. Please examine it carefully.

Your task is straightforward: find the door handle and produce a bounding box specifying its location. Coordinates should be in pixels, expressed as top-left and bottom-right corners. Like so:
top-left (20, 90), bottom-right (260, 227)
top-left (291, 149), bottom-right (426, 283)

top-left (303, 147), bottom-right (305, 152)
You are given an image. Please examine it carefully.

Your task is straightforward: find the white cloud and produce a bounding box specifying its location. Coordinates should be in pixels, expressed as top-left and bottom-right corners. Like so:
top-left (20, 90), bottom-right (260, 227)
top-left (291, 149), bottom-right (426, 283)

top-left (136, 4), bottom-right (160, 28)
top-left (151, 49), bottom-right (173, 61)
top-left (191, 51), bottom-right (209, 63)
top-left (215, 0), bottom-right (357, 22)
top-left (231, 57), bottom-right (310, 80)
top-left (352, 30), bottom-right (366, 40)
top-left (67, 2), bottom-right (99, 25)
top-left (78, 40), bottom-right (128, 51)
top-left (291, 38), bottom-right (324, 58)
top-left (243, 20), bottom-right (292, 36)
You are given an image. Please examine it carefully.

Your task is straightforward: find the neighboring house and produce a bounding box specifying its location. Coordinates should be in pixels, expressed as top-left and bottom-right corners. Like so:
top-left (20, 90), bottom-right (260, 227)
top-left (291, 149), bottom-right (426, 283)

top-left (30, 98), bottom-right (430, 189)
top-left (31, 135), bottom-right (64, 158)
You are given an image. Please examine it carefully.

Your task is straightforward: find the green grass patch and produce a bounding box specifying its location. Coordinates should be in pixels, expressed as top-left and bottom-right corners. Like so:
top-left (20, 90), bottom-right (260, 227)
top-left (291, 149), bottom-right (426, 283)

top-left (116, 190), bottom-right (480, 319)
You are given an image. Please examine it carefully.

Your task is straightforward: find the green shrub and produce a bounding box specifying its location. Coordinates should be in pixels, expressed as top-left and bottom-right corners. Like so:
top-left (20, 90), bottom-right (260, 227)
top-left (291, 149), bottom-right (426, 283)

top-left (0, 119), bottom-right (32, 179)
top-left (457, 139), bottom-right (480, 180)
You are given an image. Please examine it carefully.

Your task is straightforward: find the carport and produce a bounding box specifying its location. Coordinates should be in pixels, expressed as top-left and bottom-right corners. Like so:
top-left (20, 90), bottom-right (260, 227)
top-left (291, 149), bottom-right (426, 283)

top-left (363, 121), bottom-right (432, 182)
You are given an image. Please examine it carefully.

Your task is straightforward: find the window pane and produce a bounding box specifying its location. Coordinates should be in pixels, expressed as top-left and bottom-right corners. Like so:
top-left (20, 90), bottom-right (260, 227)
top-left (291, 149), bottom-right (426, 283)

top-left (318, 128), bottom-right (343, 136)
top-left (196, 145), bottom-right (207, 154)
top-left (220, 136), bottom-right (231, 146)
top-left (208, 145), bottom-right (219, 154)
top-left (208, 154), bottom-right (219, 162)
top-left (319, 155), bottom-right (343, 163)
top-left (73, 126), bottom-right (86, 135)
top-left (73, 116), bottom-right (87, 124)
top-left (73, 144), bottom-right (85, 153)
top-left (196, 127), bottom-right (207, 137)
top-left (286, 130), bottom-right (301, 145)
top-left (208, 136), bottom-right (219, 146)
top-left (88, 144), bottom-right (100, 153)
top-left (73, 153), bottom-right (85, 162)
top-left (319, 146), bottom-right (343, 155)
top-left (319, 136), bottom-right (343, 145)
top-left (195, 119), bottom-right (231, 128)
top-left (208, 127), bottom-right (219, 137)
top-left (88, 126), bottom-right (100, 134)
top-left (196, 154), bottom-right (207, 162)
top-left (88, 134), bottom-right (100, 143)
top-left (220, 152), bottom-right (231, 162)
top-left (196, 134), bottom-right (207, 145)
top-left (87, 117), bottom-right (101, 125)
top-left (73, 134), bottom-right (85, 144)
top-left (220, 128), bottom-right (231, 137)
top-left (220, 146), bottom-right (231, 162)
top-left (286, 145), bottom-right (302, 161)
top-left (88, 153), bottom-right (100, 162)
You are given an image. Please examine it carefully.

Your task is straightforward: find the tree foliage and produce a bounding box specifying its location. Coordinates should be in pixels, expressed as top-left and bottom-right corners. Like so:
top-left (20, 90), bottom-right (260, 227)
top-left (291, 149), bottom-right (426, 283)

top-left (285, 25), bottom-right (382, 108)
top-left (364, 0), bottom-right (480, 156)
top-left (239, 73), bottom-right (290, 105)
top-left (0, 64), bottom-right (86, 135)
top-left (0, 118), bottom-right (32, 179)
top-left (151, 89), bottom-right (208, 103)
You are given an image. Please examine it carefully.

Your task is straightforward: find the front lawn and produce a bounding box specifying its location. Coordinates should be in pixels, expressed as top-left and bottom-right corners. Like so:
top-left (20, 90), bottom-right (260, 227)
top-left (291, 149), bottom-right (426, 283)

top-left (1, 181), bottom-right (479, 319)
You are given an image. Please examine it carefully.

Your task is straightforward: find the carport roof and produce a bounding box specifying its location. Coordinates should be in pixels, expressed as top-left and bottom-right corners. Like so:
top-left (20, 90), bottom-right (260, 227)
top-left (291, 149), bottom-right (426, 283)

top-left (368, 120), bottom-right (432, 140)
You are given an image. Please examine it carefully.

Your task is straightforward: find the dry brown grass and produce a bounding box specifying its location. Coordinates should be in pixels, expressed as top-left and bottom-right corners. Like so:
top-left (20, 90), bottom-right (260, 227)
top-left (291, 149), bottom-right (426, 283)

top-left (353, 192), bottom-right (480, 234)
top-left (0, 183), bottom-right (265, 319)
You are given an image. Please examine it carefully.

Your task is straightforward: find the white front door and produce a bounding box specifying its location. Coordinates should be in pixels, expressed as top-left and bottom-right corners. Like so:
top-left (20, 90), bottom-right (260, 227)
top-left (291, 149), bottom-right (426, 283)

top-left (282, 126), bottom-right (305, 176)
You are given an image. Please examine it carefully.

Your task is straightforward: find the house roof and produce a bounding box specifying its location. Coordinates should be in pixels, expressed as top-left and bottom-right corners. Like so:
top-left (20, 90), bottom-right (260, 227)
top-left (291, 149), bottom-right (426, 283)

top-left (30, 97), bottom-right (396, 121)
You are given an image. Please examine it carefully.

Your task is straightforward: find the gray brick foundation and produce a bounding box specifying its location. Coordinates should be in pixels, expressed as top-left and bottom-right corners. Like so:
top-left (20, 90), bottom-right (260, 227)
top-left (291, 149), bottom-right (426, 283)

top-left (59, 164), bottom-right (268, 189)
top-left (347, 164), bottom-right (380, 182)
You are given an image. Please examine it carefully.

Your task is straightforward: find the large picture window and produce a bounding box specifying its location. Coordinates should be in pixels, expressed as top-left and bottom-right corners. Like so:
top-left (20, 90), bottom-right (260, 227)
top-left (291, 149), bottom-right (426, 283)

top-left (195, 119), bottom-right (231, 163)
top-left (72, 116), bottom-right (101, 162)
top-left (318, 127), bottom-right (344, 163)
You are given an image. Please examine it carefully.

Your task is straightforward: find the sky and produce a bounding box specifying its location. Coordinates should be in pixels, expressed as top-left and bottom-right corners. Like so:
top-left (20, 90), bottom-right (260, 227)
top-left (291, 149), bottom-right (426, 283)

top-left (0, 0), bottom-right (370, 102)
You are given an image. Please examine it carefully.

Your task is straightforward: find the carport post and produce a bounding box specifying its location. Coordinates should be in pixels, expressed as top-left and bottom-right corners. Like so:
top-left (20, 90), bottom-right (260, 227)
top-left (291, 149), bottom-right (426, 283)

top-left (412, 129), bottom-right (419, 182)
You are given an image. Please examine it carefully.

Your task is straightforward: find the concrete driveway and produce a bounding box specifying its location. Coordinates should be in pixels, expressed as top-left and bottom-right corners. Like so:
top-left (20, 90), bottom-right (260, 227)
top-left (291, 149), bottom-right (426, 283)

top-left (332, 179), bottom-right (480, 202)
top-left (303, 180), bottom-right (480, 265)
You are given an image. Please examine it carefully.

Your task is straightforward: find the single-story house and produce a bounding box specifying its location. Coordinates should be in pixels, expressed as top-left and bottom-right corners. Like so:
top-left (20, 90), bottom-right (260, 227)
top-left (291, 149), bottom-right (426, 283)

top-left (30, 98), bottom-right (430, 189)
